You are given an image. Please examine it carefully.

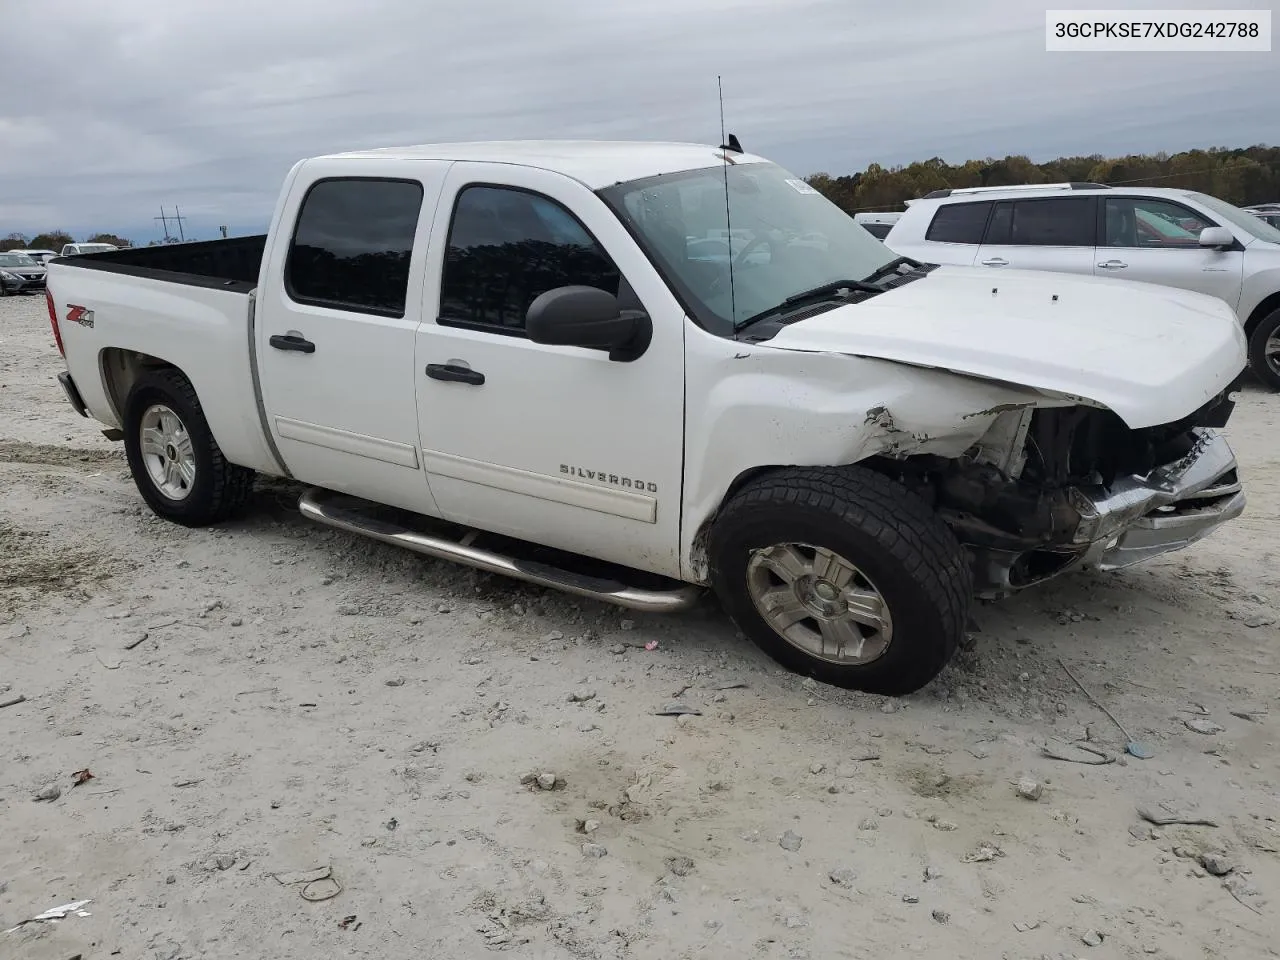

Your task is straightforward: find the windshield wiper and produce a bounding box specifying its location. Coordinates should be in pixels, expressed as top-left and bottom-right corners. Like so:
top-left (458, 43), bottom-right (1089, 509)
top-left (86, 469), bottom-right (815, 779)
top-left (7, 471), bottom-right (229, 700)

top-left (736, 278), bottom-right (883, 330)
top-left (783, 277), bottom-right (884, 305)
top-left (860, 256), bottom-right (920, 284)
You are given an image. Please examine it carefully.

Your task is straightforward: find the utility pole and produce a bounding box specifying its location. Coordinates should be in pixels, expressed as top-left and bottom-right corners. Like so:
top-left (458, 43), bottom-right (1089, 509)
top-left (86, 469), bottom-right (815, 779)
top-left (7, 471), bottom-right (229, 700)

top-left (153, 206), bottom-right (189, 243)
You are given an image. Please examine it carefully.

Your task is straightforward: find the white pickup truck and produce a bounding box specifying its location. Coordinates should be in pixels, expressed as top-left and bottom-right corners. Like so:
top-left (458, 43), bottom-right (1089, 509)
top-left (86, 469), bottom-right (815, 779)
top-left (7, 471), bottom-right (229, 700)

top-left (46, 139), bottom-right (1247, 695)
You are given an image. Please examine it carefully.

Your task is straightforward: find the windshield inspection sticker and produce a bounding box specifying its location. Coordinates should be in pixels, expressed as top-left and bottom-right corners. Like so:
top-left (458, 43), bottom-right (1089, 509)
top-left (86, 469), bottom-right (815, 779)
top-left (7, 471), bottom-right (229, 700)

top-left (785, 178), bottom-right (820, 194)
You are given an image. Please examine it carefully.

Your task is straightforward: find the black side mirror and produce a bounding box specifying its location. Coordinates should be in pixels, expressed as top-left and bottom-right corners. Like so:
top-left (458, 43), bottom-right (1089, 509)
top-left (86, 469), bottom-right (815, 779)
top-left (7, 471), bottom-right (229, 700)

top-left (525, 285), bottom-right (651, 362)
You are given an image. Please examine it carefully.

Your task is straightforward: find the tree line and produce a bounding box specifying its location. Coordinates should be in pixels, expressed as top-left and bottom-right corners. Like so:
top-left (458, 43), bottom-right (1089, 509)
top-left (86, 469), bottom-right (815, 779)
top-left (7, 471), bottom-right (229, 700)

top-left (1, 230), bottom-right (133, 251)
top-left (3, 145), bottom-right (1276, 252)
top-left (804, 144), bottom-right (1279, 213)
top-left (0, 231), bottom-right (195, 251)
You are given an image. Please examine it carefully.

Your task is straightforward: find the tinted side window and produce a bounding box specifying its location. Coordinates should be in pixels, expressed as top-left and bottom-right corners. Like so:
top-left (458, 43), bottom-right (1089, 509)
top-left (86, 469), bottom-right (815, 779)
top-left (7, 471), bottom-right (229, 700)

top-left (984, 202), bottom-right (1013, 244)
top-left (925, 202), bottom-right (991, 244)
top-left (439, 186), bottom-right (620, 334)
top-left (286, 178), bottom-right (424, 317)
top-left (1007, 198), bottom-right (1095, 246)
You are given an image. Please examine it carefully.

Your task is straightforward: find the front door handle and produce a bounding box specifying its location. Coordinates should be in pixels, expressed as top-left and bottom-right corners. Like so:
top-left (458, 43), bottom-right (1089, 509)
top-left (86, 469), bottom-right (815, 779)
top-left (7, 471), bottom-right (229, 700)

top-left (269, 333), bottom-right (315, 353)
top-left (426, 362), bottom-right (485, 386)
top-left (1097, 260), bottom-right (1128, 270)
top-left (980, 257), bottom-right (1009, 266)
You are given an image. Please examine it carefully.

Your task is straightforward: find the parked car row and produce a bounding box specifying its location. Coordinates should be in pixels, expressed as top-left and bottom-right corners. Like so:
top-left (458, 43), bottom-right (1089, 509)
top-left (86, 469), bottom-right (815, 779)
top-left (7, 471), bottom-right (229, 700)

top-left (0, 242), bottom-right (120, 279)
top-left (883, 182), bottom-right (1280, 389)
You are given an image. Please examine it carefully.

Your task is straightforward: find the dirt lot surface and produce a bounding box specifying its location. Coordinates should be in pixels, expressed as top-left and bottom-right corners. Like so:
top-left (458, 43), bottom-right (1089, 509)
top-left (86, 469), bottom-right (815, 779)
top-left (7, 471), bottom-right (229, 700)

top-left (2, 291), bottom-right (1279, 960)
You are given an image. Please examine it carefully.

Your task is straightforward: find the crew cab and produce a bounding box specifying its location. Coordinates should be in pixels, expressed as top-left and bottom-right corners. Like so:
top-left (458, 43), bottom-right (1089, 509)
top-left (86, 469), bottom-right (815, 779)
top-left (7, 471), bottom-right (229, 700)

top-left (885, 183), bottom-right (1280, 390)
top-left (46, 141), bottom-right (1247, 695)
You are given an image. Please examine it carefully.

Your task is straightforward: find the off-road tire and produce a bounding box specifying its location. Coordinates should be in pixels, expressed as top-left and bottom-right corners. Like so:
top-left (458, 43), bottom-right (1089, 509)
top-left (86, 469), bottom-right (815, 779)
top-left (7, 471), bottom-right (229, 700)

top-left (122, 368), bottom-right (255, 526)
top-left (708, 465), bottom-right (970, 696)
top-left (1247, 308), bottom-right (1280, 392)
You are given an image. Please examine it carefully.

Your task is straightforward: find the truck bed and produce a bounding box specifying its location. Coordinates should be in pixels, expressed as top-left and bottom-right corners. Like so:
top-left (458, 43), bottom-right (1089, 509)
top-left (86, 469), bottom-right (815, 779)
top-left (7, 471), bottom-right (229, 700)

top-left (55, 235), bottom-right (267, 292)
top-left (46, 235), bottom-right (284, 478)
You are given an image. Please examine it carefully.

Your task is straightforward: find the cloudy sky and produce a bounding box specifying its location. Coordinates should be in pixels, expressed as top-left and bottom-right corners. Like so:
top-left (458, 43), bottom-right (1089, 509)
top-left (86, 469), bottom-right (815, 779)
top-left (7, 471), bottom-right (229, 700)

top-left (1, 0), bottom-right (1275, 244)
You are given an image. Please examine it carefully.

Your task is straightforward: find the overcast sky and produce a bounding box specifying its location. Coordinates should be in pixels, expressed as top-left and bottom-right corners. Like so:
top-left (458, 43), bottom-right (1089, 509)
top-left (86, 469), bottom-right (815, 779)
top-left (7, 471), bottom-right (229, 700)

top-left (1, 0), bottom-right (1275, 244)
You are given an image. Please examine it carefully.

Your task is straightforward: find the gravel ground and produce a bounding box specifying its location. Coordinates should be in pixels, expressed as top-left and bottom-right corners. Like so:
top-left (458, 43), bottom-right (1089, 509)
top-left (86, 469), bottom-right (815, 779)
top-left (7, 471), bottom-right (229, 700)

top-left (2, 290), bottom-right (1279, 959)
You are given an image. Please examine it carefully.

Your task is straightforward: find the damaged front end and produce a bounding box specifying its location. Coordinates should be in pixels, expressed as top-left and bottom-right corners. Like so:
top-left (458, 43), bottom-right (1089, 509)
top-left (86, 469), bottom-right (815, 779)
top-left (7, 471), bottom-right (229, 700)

top-left (880, 389), bottom-right (1245, 598)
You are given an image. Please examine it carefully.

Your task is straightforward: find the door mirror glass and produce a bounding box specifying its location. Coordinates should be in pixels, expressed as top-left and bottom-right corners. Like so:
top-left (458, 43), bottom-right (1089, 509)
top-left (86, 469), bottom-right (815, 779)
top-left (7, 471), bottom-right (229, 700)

top-left (525, 285), bottom-right (651, 361)
top-left (1199, 226), bottom-right (1234, 248)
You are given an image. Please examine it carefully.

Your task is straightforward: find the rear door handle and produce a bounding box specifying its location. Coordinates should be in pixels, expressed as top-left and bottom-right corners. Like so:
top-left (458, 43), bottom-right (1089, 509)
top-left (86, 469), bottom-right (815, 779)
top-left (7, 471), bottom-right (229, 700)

top-left (269, 333), bottom-right (315, 353)
top-left (980, 257), bottom-right (1009, 267)
top-left (426, 362), bottom-right (485, 386)
top-left (1097, 260), bottom-right (1128, 270)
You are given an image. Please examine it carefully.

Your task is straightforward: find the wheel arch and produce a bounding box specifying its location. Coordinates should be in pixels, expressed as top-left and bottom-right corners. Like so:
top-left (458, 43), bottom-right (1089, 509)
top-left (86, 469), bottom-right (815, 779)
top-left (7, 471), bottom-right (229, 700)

top-left (688, 464), bottom-right (790, 582)
top-left (99, 347), bottom-right (184, 426)
top-left (1244, 292), bottom-right (1280, 339)
top-left (688, 459), bottom-right (914, 582)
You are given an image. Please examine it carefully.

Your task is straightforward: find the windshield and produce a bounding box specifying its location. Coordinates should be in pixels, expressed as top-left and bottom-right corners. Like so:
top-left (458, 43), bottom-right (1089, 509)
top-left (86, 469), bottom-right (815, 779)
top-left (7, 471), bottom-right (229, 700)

top-left (1187, 192), bottom-right (1280, 244)
top-left (78, 244), bottom-right (116, 253)
top-left (0, 253), bottom-right (37, 266)
top-left (598, 161), bottom-right (897, 333)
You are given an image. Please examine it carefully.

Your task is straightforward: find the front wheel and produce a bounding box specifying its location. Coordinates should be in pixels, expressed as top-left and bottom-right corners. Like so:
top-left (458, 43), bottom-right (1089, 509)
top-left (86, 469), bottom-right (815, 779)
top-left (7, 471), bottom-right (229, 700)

top-left (122, 368), bottom-right (255, 526)
top-left (708, 466), bottom-right (970, 696)
top-left (1248, 308), bottom-right (1280, 391)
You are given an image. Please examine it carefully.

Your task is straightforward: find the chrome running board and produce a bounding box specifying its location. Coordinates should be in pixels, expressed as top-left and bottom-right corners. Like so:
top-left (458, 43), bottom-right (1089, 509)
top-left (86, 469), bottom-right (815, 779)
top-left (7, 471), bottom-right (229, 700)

top-left (298, 487), bottom-right (702, 614)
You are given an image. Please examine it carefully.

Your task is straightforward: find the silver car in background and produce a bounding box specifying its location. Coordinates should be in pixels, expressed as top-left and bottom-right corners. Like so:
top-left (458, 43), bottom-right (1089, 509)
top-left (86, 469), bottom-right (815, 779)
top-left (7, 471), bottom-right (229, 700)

top-left (0, 252), bottom-right (47, 294)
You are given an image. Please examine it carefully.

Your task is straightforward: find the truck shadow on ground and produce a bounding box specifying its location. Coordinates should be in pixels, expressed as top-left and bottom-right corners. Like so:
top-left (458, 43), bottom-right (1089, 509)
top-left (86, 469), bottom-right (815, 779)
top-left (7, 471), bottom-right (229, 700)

top-left (227, 471), bottom-right (1241, 717)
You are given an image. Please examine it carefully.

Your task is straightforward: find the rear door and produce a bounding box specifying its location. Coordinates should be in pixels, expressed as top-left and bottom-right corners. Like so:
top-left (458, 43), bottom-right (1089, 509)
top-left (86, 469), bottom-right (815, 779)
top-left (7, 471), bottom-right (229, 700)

top-left (973, 196), bottom-right (1098, 275)
top-left (1094, 195), bottom-right (1244, 308)
top-left (255, 160), bottom-right (449, 514)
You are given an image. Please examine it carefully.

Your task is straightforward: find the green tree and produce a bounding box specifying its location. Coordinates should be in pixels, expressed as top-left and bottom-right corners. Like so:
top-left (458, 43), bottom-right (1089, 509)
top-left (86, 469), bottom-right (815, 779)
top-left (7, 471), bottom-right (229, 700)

top-left (804, 144), bottom-right (1280, 214)
top-left (0, 232), bottom-right (28, 252)
top-left (31, 230), bottom-right (73, 250)
top-left (87, 233), bottom-right (133, 247)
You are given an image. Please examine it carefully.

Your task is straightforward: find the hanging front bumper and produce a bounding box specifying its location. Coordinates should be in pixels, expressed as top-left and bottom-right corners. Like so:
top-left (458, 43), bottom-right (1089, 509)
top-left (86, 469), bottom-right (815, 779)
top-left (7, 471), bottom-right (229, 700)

top-left (1072, 428), bottom-right (1245, 571)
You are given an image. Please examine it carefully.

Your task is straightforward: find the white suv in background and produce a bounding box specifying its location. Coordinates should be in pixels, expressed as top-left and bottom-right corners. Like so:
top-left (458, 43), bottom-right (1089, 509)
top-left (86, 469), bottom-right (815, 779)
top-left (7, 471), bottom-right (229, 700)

top-left (59, 242), bottom-right (119, 256)
top-left (853, 211), bottom-right (901, 239)
top-left (886, 183), bottom-right (1280, 389)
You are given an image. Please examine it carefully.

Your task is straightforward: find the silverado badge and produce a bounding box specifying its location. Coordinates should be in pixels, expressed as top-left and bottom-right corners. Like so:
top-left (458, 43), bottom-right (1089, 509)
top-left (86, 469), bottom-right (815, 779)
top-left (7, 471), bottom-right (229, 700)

top-left (561, 464), bottom-right (657, 493)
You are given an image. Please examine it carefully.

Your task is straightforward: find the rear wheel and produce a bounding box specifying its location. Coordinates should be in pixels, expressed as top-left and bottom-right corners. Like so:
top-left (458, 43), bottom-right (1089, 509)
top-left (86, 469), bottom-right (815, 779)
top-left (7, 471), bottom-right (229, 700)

top-left (1248, 308), bottom-right (1280, 391)
top-left (122, 368), bottom-right (255, 526)
top-left (708, 465), bottom-right (970, 696)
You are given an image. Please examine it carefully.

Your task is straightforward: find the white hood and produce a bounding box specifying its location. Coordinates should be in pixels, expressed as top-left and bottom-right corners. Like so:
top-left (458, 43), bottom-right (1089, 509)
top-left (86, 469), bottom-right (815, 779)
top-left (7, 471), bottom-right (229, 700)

top-left (767, 266), bottom-right (1246, 428)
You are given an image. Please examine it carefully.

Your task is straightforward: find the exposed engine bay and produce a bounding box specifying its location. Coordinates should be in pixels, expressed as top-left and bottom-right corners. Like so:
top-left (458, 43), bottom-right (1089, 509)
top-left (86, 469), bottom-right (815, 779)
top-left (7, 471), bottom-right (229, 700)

top-left (874, 388), bottom-right (1244, 597)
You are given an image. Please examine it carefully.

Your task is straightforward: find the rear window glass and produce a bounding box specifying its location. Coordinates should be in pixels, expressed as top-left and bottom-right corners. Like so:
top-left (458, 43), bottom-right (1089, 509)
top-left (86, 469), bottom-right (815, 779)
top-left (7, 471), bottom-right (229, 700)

top-left (286, 177), bottom-right (424, 317)
top-left (925, 202), bottom-right (991, 244)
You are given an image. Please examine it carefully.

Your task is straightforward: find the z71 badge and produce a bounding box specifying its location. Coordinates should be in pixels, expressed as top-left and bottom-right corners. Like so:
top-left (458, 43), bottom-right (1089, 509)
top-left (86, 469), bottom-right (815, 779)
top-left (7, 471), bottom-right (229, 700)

top-left (66, 305), bottom-right (95, 328)
top-left (561, 464), bottom-right (657, 493)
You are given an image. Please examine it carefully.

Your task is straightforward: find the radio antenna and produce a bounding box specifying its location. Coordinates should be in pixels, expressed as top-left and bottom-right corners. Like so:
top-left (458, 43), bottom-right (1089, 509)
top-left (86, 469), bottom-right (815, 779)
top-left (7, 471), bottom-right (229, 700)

top-left (717, 75), bottom-right (737, 327)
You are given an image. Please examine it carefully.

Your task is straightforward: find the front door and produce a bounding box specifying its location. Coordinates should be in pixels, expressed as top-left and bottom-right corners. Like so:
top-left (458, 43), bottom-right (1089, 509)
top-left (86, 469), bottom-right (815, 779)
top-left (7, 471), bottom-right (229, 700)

top-left (255, 160), bottom-right (450, 514)
top-left (413, 162), bottom-right (685, 578)
top-left (1095, 195), bottom-right (1244, 309)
